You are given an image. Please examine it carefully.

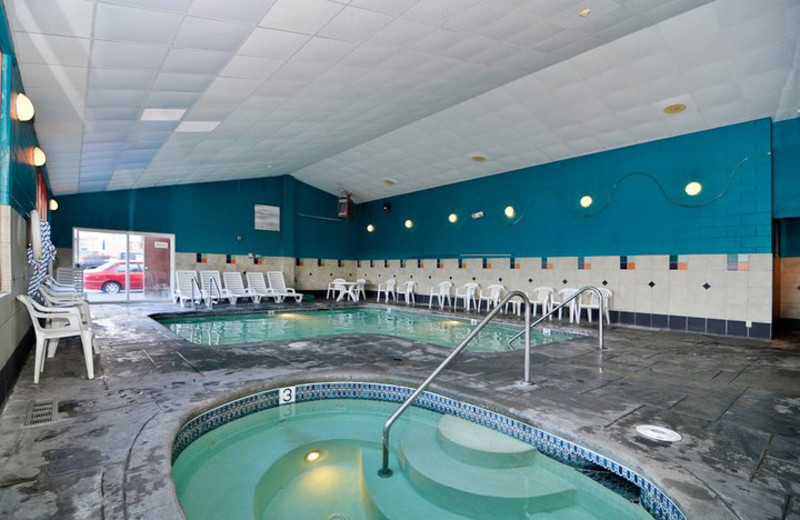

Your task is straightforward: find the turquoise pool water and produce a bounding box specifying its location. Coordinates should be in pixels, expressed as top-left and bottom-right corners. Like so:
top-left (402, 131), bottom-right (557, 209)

top-left (173, 398), bottom-right (653, 520)
top-left (159, 308), bottom-right (572, 351)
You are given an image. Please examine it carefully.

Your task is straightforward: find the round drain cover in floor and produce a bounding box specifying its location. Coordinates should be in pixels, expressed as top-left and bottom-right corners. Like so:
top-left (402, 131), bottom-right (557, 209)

top-left (635, 424), bottom-right (681, 442)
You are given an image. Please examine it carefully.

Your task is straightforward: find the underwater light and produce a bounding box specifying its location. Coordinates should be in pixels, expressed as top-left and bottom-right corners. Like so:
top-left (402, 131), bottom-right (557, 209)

top-left (304, 450), bottom-right (321, 462)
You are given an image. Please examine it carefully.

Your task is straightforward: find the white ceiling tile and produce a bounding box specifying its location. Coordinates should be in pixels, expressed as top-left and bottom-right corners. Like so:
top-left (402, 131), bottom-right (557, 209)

top-left (91, 40), bottom-right (167, 69)
top-left (161, 49), bottom-right (232, 75)
top-left (403, 0), bottom-right (481, 27)
top-left (189, 0), bottom-right (277, 23)
top-left (221, 56), bottom-right (284, 80)
top-left (90, 68), bottom-right (157, 90)
top-left (86, 89), bottom-right (148, 108)
top-left (204, 78), bottom-right (262, 98)
top-left (292, 37), bottom-right (354, 64)
top-left (144, 91), bottom-right (202, 108)
top-left (7, 0), bottom-right (94, 38)
top-left (369, 18), bottom-right (437, 47)
top-left (260, 0), bottom-right (344, 34)
top-left (174, 17), bottom-right (252, 52)
top-left (98, 0), bottom-right (191, 12)
top-left (238, 28), bottom-right (310, 59)
top-left (14, 33), bottom-right (90, 67)
top-left (318, 6), bottom-right (394, 42)
top-left (349, 0), bottom-right (419, 17)
top-left (94, 3), bottom-right (181, 45)
top-left (153, 73), bottom-right (215, 93)
top-left (19, 64), bottom-right (87, 90)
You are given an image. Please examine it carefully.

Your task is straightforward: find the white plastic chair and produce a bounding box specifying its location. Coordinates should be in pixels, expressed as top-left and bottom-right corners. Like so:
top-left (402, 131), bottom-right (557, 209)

top-left (267, 271), bottom-right (304, 303)
top-left (531, 286), bottom-right (554, 317)
top-left (17, 295), bottom-right (94, 384)
top-left (223, 272), bottom-right (259, 303)
top-left (552, 288), bottom-right (579, 322)
top-left (478, 284), bottom-right (505, 312)
top-left (355, 279), bottom-right (367, 301)
top-left (327, 278), bottom-right (346, 300)
top-left (453, 282), bottom-right (480, 312)
top-left (176, 270), bottom-right (207, 307)
top-left (578, 288), bottom-right (612, 324)
top-left (401, 281), bottom-right (416, 305)
top-left (39, 285), bottom-right (92, 326)
top-left (246, 272), bottom-right (282, 302)
top-left (428, 281), bottom-right (453, 310)
top-left (376, 279), bottom-right (397, 302)
top-left (200, 270), bottom-right (237, 305)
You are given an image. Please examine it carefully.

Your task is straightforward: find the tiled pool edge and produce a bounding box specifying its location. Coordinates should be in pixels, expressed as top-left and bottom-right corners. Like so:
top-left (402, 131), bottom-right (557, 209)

top-left (172, 381), bottom-right (685, 520)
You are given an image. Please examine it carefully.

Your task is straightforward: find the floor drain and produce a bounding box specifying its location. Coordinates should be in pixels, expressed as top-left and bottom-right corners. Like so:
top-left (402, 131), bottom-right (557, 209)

top-left (635, 424), bottom-right (681, 442)
top-left (25, 399), bottom-right (58, 427)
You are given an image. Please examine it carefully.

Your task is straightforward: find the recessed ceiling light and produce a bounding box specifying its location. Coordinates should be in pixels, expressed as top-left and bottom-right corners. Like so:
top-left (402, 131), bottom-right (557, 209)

top-left (175, 121), bottom-right (220, 133)
top-left (141, 108), bottom-right (185, 121)
top-left (663, 103), bottom-right (687, 115)
top-left (578, 8), bottom-right (592, 17)
top-left (383, 178), bottom-right (396, 186)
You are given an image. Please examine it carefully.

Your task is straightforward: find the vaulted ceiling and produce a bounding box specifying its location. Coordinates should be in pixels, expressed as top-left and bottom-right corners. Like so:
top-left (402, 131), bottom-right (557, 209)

top-left (6, 0), bottom-right (799, 201)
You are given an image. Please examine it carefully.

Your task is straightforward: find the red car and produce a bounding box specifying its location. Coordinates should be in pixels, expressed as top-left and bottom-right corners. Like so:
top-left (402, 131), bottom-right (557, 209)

top-left (83, 260), bottom-right (144, 293)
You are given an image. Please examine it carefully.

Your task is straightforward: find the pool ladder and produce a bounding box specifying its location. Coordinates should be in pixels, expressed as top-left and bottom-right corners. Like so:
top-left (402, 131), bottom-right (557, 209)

top-left (379, 290), bottom-right (533, 478)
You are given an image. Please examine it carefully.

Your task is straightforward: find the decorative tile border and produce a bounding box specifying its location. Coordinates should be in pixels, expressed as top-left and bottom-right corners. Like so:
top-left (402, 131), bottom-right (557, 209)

top-left (173, 381), bottom-right (685, 520)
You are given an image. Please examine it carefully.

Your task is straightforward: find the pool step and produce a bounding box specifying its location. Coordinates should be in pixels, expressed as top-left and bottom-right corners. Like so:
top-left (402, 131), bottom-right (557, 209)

top-left (436, 413), bottom-right (537, 468)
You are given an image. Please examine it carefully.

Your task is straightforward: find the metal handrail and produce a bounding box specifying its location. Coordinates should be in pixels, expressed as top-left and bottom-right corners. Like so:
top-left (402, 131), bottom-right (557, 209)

top-left (378, 290), bottom-right (532, 478)
top-left (207, 276), bottom-right (223, 309)
top-left (508, 286), bottom-right (604, 350)
top-left (190, 276), bottom-right (203, 311)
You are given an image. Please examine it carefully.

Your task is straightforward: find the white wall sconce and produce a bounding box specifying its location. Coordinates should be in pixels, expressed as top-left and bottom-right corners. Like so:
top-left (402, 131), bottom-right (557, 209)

top-left (471, 211), bottom-right (484, 219)
top-left (448, 213), bottom-right (458, 223)
top-left (366, 223), bottom-right (375, 233)
top-left (504, 206), bottom-right (515, 218)
top-left (404, 219), bottom-right (414, 229)
top-left (13, 93), bottom-right (35, 121)
top-left (684, 181), bottom-right (702, 196)
top-left (49, 199), bottom-right (58, 211)
top-left (33, 146), bottom-right (46, 166)
top-left (580, 195), bottom-right (593, 208)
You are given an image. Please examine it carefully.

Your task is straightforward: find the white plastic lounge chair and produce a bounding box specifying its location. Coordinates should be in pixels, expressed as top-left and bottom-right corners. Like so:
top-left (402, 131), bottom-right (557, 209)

top-left (267, 271), bottom-right (304, 303)
top-left (578, 288), bottom-right (612, 324)
top-left (200, 270), bottom-right (237, 305)
top-left (176, 270), bottom-right (207, 307)
top-left (376, 279), bottom-right (397, 302)
top-left (44, 276), bottom-right (80, 294)
top-left (401, 281), bottom-right (416, 305)
top-left (246, 272), bottom-right (282, 302)
top-left (355, 279), bottom-right (367, 301)
top-left (478, 284), bottom-right (505, 312)
top-left (453, 282), bottom-right (480, 312)
top-left (223, 272), bottom-right (260, 303)
top-left (428, 281), bottom-right (452, 310)
top-left (39, 285), bottom-right (92, 326)
top-left (552, 288), bottom-right (579, 322)
top-left (327, 278), bottom-right (346, 300)
top-left (17, 295), bottom-right (94, 384)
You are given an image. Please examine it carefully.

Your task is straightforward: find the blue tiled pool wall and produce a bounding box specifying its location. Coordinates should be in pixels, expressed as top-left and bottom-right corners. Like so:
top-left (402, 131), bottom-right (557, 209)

top-left (173, 382), bottom-right (686, 520)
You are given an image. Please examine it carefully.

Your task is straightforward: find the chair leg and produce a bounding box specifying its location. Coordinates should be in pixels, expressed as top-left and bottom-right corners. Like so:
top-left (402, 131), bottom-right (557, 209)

top-left (33, 337), bottom-right (45, 384)
top-left (81, 330), bottom-right (95, 380)
top-left (47, 338), bottom-right (60, 358)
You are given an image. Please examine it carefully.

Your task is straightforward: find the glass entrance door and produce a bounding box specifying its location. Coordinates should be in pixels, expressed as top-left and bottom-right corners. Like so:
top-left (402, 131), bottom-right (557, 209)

top-left (74, 228), bottom-right (174, 303)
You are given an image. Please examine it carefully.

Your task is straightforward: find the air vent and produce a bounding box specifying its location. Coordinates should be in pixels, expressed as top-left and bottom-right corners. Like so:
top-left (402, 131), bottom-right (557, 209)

top-left (25, 399), bottom-right (57, 427)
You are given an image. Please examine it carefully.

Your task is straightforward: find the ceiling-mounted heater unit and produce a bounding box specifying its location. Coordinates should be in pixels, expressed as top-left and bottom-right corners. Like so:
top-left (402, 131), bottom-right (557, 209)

top-left (338, 191), bottom-right (353, 219)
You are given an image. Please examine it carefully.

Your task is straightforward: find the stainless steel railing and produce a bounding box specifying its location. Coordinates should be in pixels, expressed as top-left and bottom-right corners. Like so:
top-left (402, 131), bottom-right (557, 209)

top-left (378, 290), bottom-right (532, 477)
top-left (507, 286), bottom-right (604, 350)
top-left (190, 276), bottom-right (203, 310)
top-left (207, 276), bottom-right (223, 310)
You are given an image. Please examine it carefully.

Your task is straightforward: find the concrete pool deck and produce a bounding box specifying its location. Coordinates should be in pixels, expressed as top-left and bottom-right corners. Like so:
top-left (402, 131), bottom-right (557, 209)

top-left (0, 300), bottom-right (798, 519)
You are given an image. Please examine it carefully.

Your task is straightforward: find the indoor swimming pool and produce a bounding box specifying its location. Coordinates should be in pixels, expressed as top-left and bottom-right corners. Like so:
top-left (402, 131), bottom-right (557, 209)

top-left (172, 383), bottom-right (678, 520)
top-left (158, 307), bottom-right (575, 350)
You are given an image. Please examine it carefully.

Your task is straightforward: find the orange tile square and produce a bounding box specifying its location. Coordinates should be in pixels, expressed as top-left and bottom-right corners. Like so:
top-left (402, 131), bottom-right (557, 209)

top-left (584, 263), bottom-right (592, 270)
top-left (678, 262), bottom-right (688, 270)
top-left (738, 262), bottom-right (749, 271)
top-left (627, 262), bottom-right (635, 270)
top-left (514, 263), bottom-right (520, 269)
top-left (486, 263), bottom-right (492, 269)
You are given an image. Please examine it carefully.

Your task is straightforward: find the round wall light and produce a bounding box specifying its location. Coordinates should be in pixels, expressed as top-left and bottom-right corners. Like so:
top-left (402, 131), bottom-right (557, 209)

top-left (366, 223), bottom-right (375, 233)
top-left (580, 195), bottom-right (593, 208)
top-left (448, 213), bottom-right (458, 223)
top-left (33, 147), bottom-right (46, 166)
top-left (504, 206), bottom-right (515, 218)
top-left (404, 219), bottom-right (414, 229)
top-left (304, 450), bottom-right (321, 462)
top-left (49, 199), bottom-right (59, 211)
top-left (14, 93), bottom-right (35, 122)
top-left (684, 181), bottom-right (702, 196)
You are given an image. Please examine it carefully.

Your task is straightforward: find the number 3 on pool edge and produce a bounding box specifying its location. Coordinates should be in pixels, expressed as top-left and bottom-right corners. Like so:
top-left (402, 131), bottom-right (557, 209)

top-left (278, 386), bottom-right (296, 405)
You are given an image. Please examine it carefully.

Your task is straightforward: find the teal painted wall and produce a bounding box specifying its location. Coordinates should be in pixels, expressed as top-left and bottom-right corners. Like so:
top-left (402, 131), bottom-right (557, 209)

top-left (50, 176), bottom-right (357, 258)
top-left (293, 180), bottom-right (357, 259)
top-left (772, 118), bottom-right (800, 219)
top-left (0, 1), bottom-right (40, 215)
top-left (354, 119), bottom-right (773, 259)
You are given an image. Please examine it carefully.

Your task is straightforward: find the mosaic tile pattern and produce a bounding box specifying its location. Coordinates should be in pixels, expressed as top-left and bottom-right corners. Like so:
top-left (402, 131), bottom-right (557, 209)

top-left (620, 256), bottom-right (636, 270)
top-left (669, 255), bottom-right (688, 270)
top-left (578, 256), bottom-right (592, 270)
top-left (173, 382), bottom-right (685, 520)
top-left (727, 254), bottom-right (749, 271)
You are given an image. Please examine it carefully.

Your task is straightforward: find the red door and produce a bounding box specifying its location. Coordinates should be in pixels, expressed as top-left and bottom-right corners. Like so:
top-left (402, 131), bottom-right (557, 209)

top-left (143, 236), bottom-right (171, 299)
